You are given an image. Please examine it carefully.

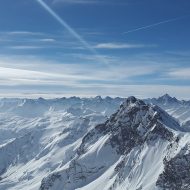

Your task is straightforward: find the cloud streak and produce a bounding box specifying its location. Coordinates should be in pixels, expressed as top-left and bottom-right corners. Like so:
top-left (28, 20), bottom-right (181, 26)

top-left (0, 56), bottom-right (158, 86)
top-left (53, 0), bottom-right (100, 4)
top-left (52, 0), bottom-right (123, 5)
top-left (0, 53), bottom-right (189, 99)
top-left (36, 0), bottom-right (107, 64)
top-left (39, 38), bottom-right (56, 42)
top-left (7, 31), bottom-right (44, 36)
top-left (94, 43), bottom-right (154, 49)
top-left (168, 68), bottom-right (190, 79)
top-left (124, 15), bottom-right (190, 35)
top-left (9, 46), bottom-right (44, 50)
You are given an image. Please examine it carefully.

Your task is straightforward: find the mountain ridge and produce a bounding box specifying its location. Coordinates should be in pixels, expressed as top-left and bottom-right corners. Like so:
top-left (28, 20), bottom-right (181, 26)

top-left (0, 95), bottom-right (190, 190)
top-left (39, 96), bottom-right (188, 190)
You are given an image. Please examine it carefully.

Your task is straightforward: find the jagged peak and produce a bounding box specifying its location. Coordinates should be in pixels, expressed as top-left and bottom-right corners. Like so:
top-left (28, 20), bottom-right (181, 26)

top-left (105, 96), bottom-right (112, 101)
top-left (80, 97), bottom-right (177, 156)
top-left (120, 96), bottom-right (146, 110)
top-left (158, 94), bottom-right (178, 103)
top-left (116, 97), bottom-right (152, 122)
top-left (106, 96), bottom-right (181, 133)
top-left (126, 96), bottom-right (137, 104)
top-left (94, 95), bottom-right (102, 100)
top-left (38, 97), bottom-right (45, 101)
top-left (161, 93), bottom-right (171, 98)
top-left (159, 94), bottom-right (174, 101)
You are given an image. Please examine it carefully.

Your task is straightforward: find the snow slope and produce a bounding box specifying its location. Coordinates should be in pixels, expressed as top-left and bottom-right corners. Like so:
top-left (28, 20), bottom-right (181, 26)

top-left (0, 97), bottom-right (123, 190)
top-left (0, 96), bottom-right (190, 190)
top-left (145, 94), bottom-right (190, 124)
top-left (38, 97), bottom-right (190, 190)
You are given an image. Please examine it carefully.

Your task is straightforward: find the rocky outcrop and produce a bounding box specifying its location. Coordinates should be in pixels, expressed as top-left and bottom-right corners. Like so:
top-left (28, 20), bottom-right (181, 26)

top-left (157, 144), bottom-right (190, 190)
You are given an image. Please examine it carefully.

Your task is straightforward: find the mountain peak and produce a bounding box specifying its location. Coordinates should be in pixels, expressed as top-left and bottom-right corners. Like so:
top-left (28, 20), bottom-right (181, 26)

top-left (79, 97), bottom-right (177, 157)
top-left (157, 94), bottom-right (179, 105)
top-left (126, 96), bottom-right (137, 103)
top-left (121, 96), bottom-right (145, 109)
top-left (161, 93), bottom-right (172, 99)
top-left (94, 95), bottom-right (102, 100)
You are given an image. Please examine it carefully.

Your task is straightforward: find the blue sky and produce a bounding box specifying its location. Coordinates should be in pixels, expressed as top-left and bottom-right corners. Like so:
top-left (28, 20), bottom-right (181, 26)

top-left (0, 0), bottom-right (190, 99)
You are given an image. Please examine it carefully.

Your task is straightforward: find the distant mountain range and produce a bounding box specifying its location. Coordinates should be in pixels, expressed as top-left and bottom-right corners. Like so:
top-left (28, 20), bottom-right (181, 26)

top-left (1, 94), bottom-right (190, 123)
top-left (0, 95), bottom-right (190, 190)
top-left (145, 94), bottom-right (190, 125)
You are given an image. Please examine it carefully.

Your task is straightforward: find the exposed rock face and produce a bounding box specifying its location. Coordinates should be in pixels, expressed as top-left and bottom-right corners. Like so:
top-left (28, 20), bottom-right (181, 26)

top-left (40, 173), bottom-right (62, 190)
top-left (79, 96), bottom-right (175, 156)
top-left (39, 97), bottom-right (185, 190)
top-left (157, 144), bottom-right (190, 190)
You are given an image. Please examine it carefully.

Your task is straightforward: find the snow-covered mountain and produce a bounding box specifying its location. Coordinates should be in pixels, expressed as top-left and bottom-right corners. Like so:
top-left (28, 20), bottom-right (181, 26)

top-left (0, 95), bottom-right (190, 190)
top-left (145, 94), bottom-right (190, 126)
top-left (38, 96), bottom-right (190, 190)
top-left (0, 96), bottom-right (124, 118)
top-left (0, 96), bottom-right (123, 190)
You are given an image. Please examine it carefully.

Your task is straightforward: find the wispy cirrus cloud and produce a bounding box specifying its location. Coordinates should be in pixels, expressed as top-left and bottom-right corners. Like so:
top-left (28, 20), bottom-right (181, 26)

top-left (51, 0), bottom-right (127, 5)
top-left (0, 53), bottom-right (189, 99)
top-left (53, 0), bottom-right (99, 4)
top-left (8, 46), bottom-right (44, 50)
top-left (94, 43), bottom-right (155, 49)
top-left (7, 31), bottom-right (44, 36)
top-left (39, 38), bottom-right (56, 42)
top-left (0, 31), bottom-right (54, 44)
top-left (0, 55), bottom-right (158, 86)
top-left (168, 68), bottom-right (190, 79)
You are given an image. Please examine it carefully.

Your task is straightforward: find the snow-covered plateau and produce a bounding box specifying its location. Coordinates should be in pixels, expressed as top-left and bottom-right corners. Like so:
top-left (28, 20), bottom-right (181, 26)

top-left (0, 94), bottom-right (190, 190)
